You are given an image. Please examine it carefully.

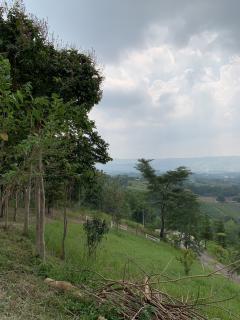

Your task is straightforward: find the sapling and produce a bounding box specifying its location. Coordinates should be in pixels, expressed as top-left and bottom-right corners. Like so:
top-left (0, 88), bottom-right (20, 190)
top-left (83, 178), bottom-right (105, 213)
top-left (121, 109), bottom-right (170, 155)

top-left (177, 249), bottom-right (196, 276)
top-left (83, 218), bottom-right (109, 257)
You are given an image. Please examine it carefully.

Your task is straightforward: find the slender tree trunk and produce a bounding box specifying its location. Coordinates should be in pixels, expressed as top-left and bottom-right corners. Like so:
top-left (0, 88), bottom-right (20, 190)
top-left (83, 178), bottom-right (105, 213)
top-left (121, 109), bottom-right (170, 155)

top-left (39, 174), bottom-right (46, 261)
top-left (61, 198), bottom-right (68, 260)
top-left (4, 190), bottom-right (9, 230)
top-left (47, 204), bottom-right (50, 216)
top-left (36, 177), bottom-right (41, 255)
top-left (35, 148), bottom-right (46, 261)
top-left (160, 214), bottom-right (165, 239)
top-left (0, 186), bottom-right (3, 218)
top-left (142, 209), bottom-right (145, 227)
top-left (39, 151), bottom-right (46, 261)
top-left (13, 189), bottom-right (19, 222)
top-left (23, 170), bottom-right (31, 236)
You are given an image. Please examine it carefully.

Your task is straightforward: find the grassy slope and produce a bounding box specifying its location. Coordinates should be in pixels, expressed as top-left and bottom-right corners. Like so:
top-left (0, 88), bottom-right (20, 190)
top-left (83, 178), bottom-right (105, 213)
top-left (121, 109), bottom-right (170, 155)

top-left (44, 220), bottom-right (240, 320)
top-left (0, 227), bottom-right (118, 320)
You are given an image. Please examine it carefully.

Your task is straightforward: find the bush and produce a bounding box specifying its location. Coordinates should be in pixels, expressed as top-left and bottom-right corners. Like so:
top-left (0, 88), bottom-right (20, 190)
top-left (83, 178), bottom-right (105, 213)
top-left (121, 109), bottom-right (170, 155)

top-left (177, 249), bottom-right (196, 276)
top-left (83, 218), bottom-right (109, 257)
top-left (208, 242), bottom-right (230, 264)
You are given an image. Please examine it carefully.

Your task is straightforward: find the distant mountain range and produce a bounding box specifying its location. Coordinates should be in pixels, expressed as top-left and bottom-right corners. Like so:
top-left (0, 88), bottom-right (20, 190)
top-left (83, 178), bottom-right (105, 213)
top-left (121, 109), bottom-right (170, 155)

top-left (96, 156), bottom-right (240, 175)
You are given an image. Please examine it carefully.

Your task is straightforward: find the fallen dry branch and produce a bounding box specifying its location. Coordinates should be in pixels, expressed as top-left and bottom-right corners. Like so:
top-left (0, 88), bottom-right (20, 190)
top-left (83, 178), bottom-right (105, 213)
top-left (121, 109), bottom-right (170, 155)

top-left (44, 261), bottom-right (240, 320)
top-left (84, 276), bottom-right (208, 320)
top-left (81, 262), bottom-right (240, 320)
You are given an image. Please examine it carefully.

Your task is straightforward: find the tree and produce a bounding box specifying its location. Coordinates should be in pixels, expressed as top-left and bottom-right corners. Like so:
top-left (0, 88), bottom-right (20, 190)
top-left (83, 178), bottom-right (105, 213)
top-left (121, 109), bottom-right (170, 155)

top-left (225, 219), bottom-right (240, 247)
top-left (126, 190), bottom-right (152, 226)
top-left (0, 3), bottom-right (111, 261)
top-left (177, 249), bottom-right (196, 276)
top-left (200, 215), bottom-right (213, 249)
top-left (0, 56), bottom-right (28, 230)
top-left (136, 159), bottom-right (191, 239)
top-left (168, 191), bottom-right (201, 250)
top-left (102, 177), bottom-right (127, 225)
top-left (215, 220), bottom-right (226, 248)
top-left (0, 3), bottom-right (103, 107)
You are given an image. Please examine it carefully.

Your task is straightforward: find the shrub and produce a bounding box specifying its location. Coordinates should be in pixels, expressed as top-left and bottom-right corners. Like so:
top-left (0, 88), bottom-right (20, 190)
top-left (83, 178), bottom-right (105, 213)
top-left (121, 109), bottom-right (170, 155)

top-left (83, 218), bottom-right (109, 257)
top-left (177, 249), bottom-right (196, 276)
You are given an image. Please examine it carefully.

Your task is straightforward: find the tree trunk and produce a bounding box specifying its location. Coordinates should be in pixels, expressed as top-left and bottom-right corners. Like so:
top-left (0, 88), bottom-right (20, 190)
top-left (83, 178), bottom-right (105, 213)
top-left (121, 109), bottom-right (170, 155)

top-left (142, 209), bottom-right (145, 227)
top-left (47, 204), bottom-right (50, 216)
top-left (160, 214), bottom-right (165, 239)
top-left (61, 200), bottom-right (68, 260)
top-left (0, 186), bottom-right (3, 218)
top-left (23, 171), bottom-right (31, 236)
top-left (4, 190), bottom-right (9, 230)
top-left (39, 152), bottom-right (46, 261)
top-left (36, 177), bottom-right (41, 255)
top-left (13, 189), bottom-right (19, 222)
top-left (36, 150), bottom-right (46, 261)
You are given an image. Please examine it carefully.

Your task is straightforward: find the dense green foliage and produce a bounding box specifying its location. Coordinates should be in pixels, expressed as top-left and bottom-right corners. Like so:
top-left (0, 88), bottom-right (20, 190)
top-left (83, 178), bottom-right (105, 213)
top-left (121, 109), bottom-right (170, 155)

top-left (83, 218), bottom-right (109, 257)
top-left (136, 159), bottom-right (198, 240)
top-left (0, 2), bottom-right (111, 260)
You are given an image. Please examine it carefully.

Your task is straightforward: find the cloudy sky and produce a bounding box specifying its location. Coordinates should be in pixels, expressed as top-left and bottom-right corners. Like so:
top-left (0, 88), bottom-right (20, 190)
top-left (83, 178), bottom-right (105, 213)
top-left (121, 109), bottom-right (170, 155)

top-left (24, 0), bottom-right (240, 159)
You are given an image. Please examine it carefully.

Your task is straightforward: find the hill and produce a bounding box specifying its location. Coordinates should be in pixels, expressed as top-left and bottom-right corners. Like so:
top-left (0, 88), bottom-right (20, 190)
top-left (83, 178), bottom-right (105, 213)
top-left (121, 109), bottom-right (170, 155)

top-left (97, 156), bottom-right (240, 175)
top-left (200, 198), bottom-right (240, 222)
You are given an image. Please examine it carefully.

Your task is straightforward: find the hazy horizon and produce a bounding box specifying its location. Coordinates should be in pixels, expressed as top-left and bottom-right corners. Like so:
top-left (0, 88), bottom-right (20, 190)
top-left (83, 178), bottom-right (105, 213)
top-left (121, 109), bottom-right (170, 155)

top-left (111, 155), bottom-right (240, 160)
top-left (97, 155), bottom-right (240, 175)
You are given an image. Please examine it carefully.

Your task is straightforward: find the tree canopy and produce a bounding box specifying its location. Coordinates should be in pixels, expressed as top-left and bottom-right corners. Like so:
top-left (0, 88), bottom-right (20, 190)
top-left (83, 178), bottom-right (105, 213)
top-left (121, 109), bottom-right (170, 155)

top-left (0, 2), bottom-right (111, 260)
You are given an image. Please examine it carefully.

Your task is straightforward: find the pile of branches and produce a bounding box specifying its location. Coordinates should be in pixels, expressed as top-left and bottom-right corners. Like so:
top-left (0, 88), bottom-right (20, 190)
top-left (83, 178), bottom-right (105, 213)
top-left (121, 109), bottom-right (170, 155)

top-left (80, 259), bottom-right (240, 320)
top-left (45, 260), bottom-right (240, 319)
top-left (84, 276), bottom-right (207, 320)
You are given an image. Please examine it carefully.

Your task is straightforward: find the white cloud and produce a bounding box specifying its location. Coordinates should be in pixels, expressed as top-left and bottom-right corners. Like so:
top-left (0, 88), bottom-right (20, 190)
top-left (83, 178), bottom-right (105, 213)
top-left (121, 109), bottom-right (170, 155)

top-left (90, 28), bottom-right (240, 158)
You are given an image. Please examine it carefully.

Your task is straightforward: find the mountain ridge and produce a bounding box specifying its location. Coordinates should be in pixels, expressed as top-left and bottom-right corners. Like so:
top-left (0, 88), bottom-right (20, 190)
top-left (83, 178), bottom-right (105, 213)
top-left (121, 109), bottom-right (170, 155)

top-left (97, 156), bottom-right (240, 175)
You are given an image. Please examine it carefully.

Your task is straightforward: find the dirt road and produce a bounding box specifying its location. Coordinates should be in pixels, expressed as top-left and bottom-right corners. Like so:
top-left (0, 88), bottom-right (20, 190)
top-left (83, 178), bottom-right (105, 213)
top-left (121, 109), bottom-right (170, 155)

top-left (200, 252), bottom-right (240, 284)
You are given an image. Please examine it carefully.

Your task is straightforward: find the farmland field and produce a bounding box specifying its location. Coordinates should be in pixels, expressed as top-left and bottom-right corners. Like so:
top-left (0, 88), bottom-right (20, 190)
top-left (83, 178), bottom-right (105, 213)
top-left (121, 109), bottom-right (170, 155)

top-left (199, 197), bottom-right (240, 221)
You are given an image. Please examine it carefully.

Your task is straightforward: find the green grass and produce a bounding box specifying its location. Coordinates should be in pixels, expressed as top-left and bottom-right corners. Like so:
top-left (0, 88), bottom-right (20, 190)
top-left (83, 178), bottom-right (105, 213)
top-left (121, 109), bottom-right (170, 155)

top-left (44, 220), bottom-right (240, 319)
top-left (0, 226), bottom-right (121, 320)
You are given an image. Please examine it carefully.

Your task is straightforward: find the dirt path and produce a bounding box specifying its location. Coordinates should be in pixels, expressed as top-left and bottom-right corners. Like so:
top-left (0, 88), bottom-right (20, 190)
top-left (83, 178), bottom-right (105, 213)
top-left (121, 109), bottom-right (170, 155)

top-left (200, 252), bottom-right (240, 284)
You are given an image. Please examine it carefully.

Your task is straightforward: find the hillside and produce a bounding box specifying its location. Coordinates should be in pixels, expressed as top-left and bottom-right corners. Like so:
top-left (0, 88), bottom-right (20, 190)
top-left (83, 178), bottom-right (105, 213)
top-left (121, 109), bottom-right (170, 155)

top-left (0, 225), bottom-right (119, 320)
top-left (200, 198), bottom-right (240, 222)
top-left (0, 229), bottom-right (77, 320)
top-left (34, 218), bottom-right (240, 319)
top-left (1, 215), bottom-right (240, 319)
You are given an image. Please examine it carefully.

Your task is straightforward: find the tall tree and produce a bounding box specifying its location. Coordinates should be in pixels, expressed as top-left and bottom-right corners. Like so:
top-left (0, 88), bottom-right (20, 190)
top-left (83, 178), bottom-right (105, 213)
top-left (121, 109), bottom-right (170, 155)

top-left (0, 3), bottom-right (111, 260)
top-left (168, 191), bottom-right (201, 249)
top-left (200, 215), bottom-right (213, 249)
top-left (136, 159), bottom-right (191, 239)
top-left (215, 220), bottom-right (226, 248)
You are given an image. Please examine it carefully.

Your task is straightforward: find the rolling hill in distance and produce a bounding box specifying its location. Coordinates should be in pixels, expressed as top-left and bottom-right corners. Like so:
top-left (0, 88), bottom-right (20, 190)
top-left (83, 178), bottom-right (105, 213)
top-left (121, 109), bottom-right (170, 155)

top-left (97, 156), bottom-right (240, 175)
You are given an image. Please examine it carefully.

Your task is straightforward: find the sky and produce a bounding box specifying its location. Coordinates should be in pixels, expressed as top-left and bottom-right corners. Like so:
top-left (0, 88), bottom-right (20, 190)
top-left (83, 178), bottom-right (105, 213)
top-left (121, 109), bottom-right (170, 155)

top-left (22, 0), bottom-right (240, 159)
